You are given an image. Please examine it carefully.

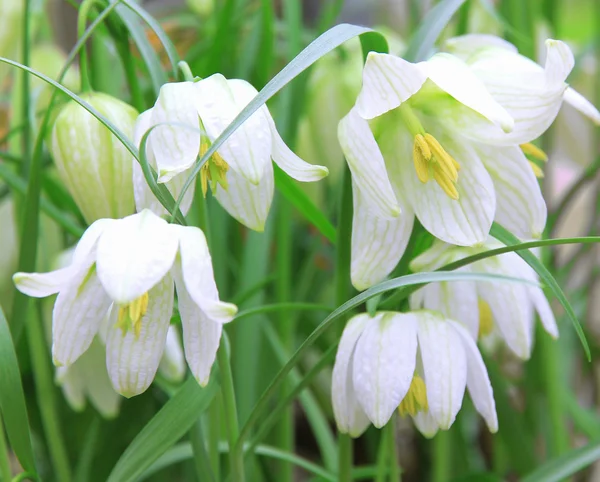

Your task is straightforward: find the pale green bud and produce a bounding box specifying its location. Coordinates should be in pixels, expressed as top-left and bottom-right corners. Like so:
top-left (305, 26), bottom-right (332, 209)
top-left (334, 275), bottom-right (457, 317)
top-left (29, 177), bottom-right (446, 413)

top-left (0, 0), bottom-right (24, 88)
top-left (49, 93), bottom-right (138, 223)
top-left (187, 0), bottom-right (214, 17)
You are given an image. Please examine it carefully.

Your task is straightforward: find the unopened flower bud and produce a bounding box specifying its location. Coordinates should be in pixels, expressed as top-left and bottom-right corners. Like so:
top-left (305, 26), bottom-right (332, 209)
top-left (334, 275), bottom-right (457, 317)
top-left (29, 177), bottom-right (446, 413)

top-left (49, 93), bottom-right (138, 223)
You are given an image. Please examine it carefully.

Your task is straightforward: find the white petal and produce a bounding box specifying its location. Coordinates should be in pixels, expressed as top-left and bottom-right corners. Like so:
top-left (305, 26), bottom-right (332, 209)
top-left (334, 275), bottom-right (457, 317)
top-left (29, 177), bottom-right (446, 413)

top-left (338, 108), bottom-right (400, 219)
top-left (72, 218), bottom-right (114, 266)
top-left (195, 75), bottom-right (270, 184)
top-left (149, 82), bottom-right (201, 182)
top-left (56, 366), bottom-right (86, 412)
top-left (564, 87), bottom-right (600, 125)
top-left (412, 411), bottom-right (439, 438)
top-left (52, 265), bottom-right (112, 367)
top-left (331, 314), bottom-right (372, 437)
top-left (416, 312), bottom-right (467, 429)
top-left (215, 158), bottom-right (274, 232)
top-left (400, 127), bottom-right (496, 246)
top-left (409, 240), bottom-right (456, 272)
top-left (353, 312), bottom-right (418, 428)
top-left (476, 257), bottom-right (533, 359)
top-left (13, 267), bottom-right (74, 297)
top-left (356, 52), bottom-right (428, 119)
top-left (174, 225), bottom-right (237, 323)
top-left (173, 264), bottom-right (222, 386)
top-left (449, 320), bottom-right (498, 433)
top-left (422, 53), bottom-right (513, 132)
top-left (530, 288), bottom-right (558, 338)
top-left (351, 180), bottom-right (414, 291)
top-left (444, 34), bottom-right (517, 61)
top-left (96, 210), bottom-right (179, 304)
top-left (106, 275), bottom-right (174, 397)
top-left (475, 144), bottom-right (547, 239)
top-left (158, 325), bottom-right (186, 383)
top-left (267, 114), bottom-right (328, 181)
top-left (544, 39), bottom-right (574, 88)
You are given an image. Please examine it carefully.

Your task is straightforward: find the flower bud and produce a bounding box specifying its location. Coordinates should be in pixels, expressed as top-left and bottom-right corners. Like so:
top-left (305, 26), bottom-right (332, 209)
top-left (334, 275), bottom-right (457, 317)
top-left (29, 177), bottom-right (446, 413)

top-left (0, 0), bottom-right (24, 88)
top-left (49, 93), bottom-right (138, 223)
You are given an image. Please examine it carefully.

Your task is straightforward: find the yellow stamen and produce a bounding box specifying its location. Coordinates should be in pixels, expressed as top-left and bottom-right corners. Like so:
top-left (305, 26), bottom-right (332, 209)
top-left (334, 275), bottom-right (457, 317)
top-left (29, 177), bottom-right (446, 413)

top-left (529, 161), bottom-right (545, 179)
top-left (412, 133), bottom-right (461, 199)
top-left (117, 292), bottom-right (149, 337)
top-left (478, 299), bottom-right (494, 339)
top-left (520, 142), bottom-right (548, 162)
top-left (199, 141), bottom-right (230, 197)
top-left (398, 375), bottom-right (428, 417)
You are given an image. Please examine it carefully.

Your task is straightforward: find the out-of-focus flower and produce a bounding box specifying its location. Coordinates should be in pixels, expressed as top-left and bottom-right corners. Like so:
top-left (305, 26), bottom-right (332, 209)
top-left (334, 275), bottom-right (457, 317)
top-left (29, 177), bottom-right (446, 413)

top-left (187, 0), bottom-right (213, 17)
top-left (0, 0), bottom-right (24, 88)
top-left (49, 93), bottom-right (138, 223)
top-left (339, 49), bottom-right (522, 290)
top-left (332, 311), bottom-right (497, 438)
top-left (409, 239), bottom-right (558, 359)
top-left (14, 209), bottom-right (237, 397)
top-left (133, 76), bottom-right (328, 230)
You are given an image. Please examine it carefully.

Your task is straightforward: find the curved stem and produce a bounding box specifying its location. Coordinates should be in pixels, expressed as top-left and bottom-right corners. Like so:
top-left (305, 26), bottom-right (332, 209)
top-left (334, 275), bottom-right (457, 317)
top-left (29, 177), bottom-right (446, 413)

top-left (77, 0), bottom-right (99, 92)
top-left (432, 430), bottom-right (451, 482)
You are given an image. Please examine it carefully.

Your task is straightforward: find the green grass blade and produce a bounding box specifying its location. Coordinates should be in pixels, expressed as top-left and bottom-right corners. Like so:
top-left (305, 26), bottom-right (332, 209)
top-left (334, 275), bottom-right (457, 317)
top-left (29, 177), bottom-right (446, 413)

top-left (0, 306), bottom-right (36, 475)
top-left (106, 376), bottom-right (219, 482)
top-left (490, 223), bottom-right (590, 360)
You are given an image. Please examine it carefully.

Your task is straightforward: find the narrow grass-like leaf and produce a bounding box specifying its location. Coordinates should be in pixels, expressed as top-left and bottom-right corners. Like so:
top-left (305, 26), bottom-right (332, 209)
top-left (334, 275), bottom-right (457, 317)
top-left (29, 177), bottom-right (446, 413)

top-left (490, 223), bottom-right (590, 360)
top-left (521, 440), bottom-right (600, 482)
top-left (107, 376), bottom-right (219, 482)
top-left (0, 306), bottom-right (36, 475)
top-left (404, 0), bottom-right (468, 62)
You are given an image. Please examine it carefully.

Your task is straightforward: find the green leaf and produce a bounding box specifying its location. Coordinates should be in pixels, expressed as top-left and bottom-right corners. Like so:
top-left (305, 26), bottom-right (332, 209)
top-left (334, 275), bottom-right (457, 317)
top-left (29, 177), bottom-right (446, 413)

top-left (274, 165), bottom-right (336, 243)
top-left (404, 0), bottom-right (468, 62)
top-left (521, 440), bottom-right (600, 482)
top-left (490, 223), bottom-right (590, 360)
top-left (359, 31), bottom-right (390, 59)
top-left (106, 376), bottom-right (219, 482)
top-left (0, 306), bottom-right (36, 475)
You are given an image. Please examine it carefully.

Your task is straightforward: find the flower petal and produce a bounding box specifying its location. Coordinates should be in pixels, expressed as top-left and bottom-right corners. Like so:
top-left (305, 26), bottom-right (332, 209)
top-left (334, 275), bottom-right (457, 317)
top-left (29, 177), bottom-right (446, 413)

top-left (475, 144), bottom-right (547, 239)
top-left (351, 180), bottom-right (414, 290)
top-left (356, 52), bottom-right (428, 120)
top-left (174, 224), bottom-right (237, 323)
top-left (444, 34), bottom-right (517, 61)
top-left (338, 108), bottom-right (400, 219)
top-left (96, 210), bottom-right (179, 304)
top-left (172, 264), bottom-right (222, 386)
top-left (400, 126), bottom-right (496, 246)
top-left (195, 75), bottom-right (271, 184)
top-left (149, 82), bottom-right (202, 183)
top-left (353, 312), bottom-right (418, 428)
top-left (416, 311), bottom-right (467, 430)
top-left (52, 264), bottom-right (112, 366)
top-left (331, 314), bottom-right (372, 437)
top-left (544, 39), bottom-right (574, 88)
top-left (106, 275), bottom-right (174, 397)
top-left (448, 320), bottom-right (498, 433)
top-left (422, 53), bottom-right (513, 132)
top-left (412, 411), bottom-right (439, 438)
top-left (13, 267), bottom-right (74, 298)
top-left (158, 326), bottom-right (186, 383)
top-left (564, 87), bottom-right (600, 125)
top-left (215, 158), bottom-right (274, 232)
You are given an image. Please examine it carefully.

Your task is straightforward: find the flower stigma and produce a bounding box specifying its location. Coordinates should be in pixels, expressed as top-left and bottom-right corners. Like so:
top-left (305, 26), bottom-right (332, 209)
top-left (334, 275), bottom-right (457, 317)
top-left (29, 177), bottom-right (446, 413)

top-left (117, 292), bottom-right (149, 337)
top-left (398, 374), bottom-right (429, 417)
top-left (200, 140), bottom-right (229, 197)
top-left (478, 299), bottom-right (494, 339)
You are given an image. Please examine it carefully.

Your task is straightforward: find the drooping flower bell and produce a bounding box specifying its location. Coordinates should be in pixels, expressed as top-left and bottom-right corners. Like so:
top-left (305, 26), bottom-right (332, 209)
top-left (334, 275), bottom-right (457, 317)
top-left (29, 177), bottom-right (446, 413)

top-left (14, 209), bottom-right (237, 397)
top-left (133, 75), bottom-right (328, 230)
top-left (332, 311), bottom-right (497, 438)
top-left (49, 93), bottom-right (138, 223)
top-left (409, 239), bottom-right (558, 359)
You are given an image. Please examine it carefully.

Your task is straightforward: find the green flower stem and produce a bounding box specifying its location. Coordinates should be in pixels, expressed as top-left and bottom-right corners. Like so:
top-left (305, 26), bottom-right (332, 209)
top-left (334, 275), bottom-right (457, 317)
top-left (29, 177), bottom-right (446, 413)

top-left (77, 0), bottom-right (99, 93)
top-left (28, 305), bottom-right (71, 482)
top-left (375, 422), bottom-right (390, 482)
top-left (20, 0), bottom-right (31, 176)
top-left (432, 430), bottom-right (451, 482)
top-left (178, 61), bottom-right (195, 82)
top-left (0, 415), bottom-right (11, 482)
top-left (116, 37), bottom-right (144, 112)
top-left (206, 395), bottom-right (222, 480)
top-left (338, 435), bottom-right (353, 482)
top-left (190, 419), bottom-right (216, 482)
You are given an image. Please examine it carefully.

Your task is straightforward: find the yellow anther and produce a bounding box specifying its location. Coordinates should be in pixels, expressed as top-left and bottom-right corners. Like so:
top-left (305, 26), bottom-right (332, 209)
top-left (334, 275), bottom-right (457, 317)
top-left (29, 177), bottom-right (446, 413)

top-left (520, 143), bottom-right (548, 162)
top-left (117, 292), bottom-right (149, 337)
top-left (478, 299), bottom-right (494, 339)
top-left (529, 161), bottom-right (545, 179)
top-left (398, 375), bottom-right (428, 417)
top-left (199, 141), bottom-right (230, 197)
top-left (412, 133), bottom-right (461, 199)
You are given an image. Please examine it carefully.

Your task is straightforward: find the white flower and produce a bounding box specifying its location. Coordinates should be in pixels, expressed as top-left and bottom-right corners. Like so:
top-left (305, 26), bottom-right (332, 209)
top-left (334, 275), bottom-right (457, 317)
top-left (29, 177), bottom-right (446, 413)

top-left (338, 50), bottom-right (529, 290)
top-left (332, 311), bottom-right (497, 438)
top-left (13, 209), bottom-right (237, 397)
top-left (409, 239), bottom-right (558, 359)
top-left (133, 75), bottom-right (328, 230)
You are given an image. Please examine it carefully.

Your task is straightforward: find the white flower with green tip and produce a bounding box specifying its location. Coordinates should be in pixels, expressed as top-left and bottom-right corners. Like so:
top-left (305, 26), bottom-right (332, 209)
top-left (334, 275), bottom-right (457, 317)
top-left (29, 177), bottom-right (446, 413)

top-left (13, 209), bottom-right (236, 397)
top-left (133, 75), bottom-right (328, 230)
top-left (332, 311), bottom-right (497, 438)
top-left (409, 239), bottom-right (558, 359)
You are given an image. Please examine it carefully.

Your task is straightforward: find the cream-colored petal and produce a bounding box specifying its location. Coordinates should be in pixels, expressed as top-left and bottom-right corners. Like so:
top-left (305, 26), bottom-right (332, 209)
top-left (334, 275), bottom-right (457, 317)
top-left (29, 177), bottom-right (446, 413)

top-left (13, 267), bottom-right (73, 298)
top-left (158, 325), bottom-right (186, 383)
top-left (412, 411), bottom-right (439, 438)
top-left (444, 34), bottom-right (517, 61)
top-left (356, 52), bottom-right (428, 119)
top-left (106, 275), bottom-right (174, 397)
top-left (564, 87), bottom-right (600, 125)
